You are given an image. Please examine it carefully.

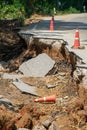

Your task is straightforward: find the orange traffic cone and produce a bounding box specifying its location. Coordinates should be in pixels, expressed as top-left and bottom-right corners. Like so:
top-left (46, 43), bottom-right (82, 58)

top-left (34, 94), bottom-right (56, 103)
top-left (72, 28), bottom-right (80, 49)
top-left (50, 19), bottom-right (54, 31)
top-left (52, 15), bottom-right (54, 21)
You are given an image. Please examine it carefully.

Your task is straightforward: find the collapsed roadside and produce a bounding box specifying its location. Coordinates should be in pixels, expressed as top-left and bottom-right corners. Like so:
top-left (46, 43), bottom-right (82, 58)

top-left (0, 18), bottom-right (87, 130)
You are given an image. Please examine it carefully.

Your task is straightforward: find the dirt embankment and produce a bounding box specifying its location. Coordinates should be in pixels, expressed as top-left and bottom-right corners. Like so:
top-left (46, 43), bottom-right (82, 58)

top-left (0, 18), bottom-right (87, 130)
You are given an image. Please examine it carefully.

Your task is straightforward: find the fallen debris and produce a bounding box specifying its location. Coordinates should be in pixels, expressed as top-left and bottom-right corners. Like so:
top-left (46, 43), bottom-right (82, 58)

top-left (2, 73), bottom-right (24, 80)
top-left (0, 95), bottom-right (14, 111)
top-left (19, 53), bottom-right (55, 77)
top-left (13, 79), bottom-right (39, 96)
top-left (0, 18), bottom-right (87, 130)
top-left (46, 84), bottom-right (57, 89)
top-left (0, 95), bottom-right (13, 105)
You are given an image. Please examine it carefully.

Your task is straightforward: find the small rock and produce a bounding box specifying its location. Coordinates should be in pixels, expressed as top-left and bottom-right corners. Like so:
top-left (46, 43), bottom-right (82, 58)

top-left (63, 96), bottom-right (69, 99)
top-left (58, 72), bottom-right (66, 76)
top-left (32, 124), bottom-right (46, 130)
top-left (17, 128), bottom-right (30, 130)
top-left (42, 117), bottom-right (54, 128)
top-left (0, 95), bottom-right (4, 99)
top-left (47, 84), bottom-right (56, 88)
top-left (48, 123), bottom-right (60, 130)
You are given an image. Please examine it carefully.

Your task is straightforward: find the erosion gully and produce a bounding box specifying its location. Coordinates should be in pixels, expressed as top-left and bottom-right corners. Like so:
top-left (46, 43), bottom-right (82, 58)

top-left (0, 19), bottom-right (87, 130)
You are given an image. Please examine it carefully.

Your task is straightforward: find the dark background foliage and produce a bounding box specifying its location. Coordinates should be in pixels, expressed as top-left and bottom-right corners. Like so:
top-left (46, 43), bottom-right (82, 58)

top-left (0, 0), bottom-right (87, 20)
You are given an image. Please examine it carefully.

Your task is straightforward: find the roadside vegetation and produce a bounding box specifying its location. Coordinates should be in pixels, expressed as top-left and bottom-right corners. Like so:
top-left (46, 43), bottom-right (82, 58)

top-left (0, 0), bottom-right (86, 21)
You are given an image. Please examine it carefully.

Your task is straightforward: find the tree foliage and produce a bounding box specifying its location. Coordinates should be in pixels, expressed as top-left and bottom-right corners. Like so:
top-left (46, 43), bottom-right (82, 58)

top-left (0, 0), bottom-right (86, 20)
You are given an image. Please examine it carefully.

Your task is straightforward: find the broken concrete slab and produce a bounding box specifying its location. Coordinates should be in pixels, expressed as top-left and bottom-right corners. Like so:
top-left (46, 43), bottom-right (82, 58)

top-left (0, 95), bottom-right (14, 111)
top-left (19, 53), bottom-right (55, 77)
top-left (0, 98), bottom-right (13, 105)
top-left (13, 80), bottom-right (39, 96)
top-left (0, 95), bottom-right (13, 105)
top-left (2, 73), bottom-right (24, 80)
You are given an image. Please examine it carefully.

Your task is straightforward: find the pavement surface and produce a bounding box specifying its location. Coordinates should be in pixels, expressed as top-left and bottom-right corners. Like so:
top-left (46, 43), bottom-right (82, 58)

top-left (19, 13), bottom-right (87, 68)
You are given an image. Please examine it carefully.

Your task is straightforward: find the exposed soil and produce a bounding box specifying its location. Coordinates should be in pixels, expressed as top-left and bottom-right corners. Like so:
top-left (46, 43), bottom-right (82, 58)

top-left (0, 17), bottom-right (87, 130)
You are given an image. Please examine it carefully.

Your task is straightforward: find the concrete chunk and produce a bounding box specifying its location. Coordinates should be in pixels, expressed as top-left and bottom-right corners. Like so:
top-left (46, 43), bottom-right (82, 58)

top-left (0, 95), bottom-right (13, 105)
top-left (0, 98), bottom-right (13, 105)
top-left (42, 119), bottom-right (52, 128)
top-left (13, 80), bottom-right (39, 96)
top-left (19, 53), bottom-right (55, 77)
top-left (2, 73), bottom-right (24, 80)
top-left (47, 84), bottom-right (57, 89)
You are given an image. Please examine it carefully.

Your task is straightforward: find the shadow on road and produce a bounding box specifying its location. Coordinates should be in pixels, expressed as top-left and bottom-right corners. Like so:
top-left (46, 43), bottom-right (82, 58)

top-left (22, 19), bottom-right (87, 31)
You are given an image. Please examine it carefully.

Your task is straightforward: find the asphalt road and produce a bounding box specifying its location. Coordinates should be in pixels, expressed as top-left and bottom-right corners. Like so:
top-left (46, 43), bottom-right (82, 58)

top-left (38, 13), bottom-right (87, 47)
top-left (54, 13), bottom-right (87, 46)
top-left (20, 13), bottom-right (87, 67)
top-left (54, 13), bottom-right (87, 67)
top-left (40, 13), bottom-right (87, 67)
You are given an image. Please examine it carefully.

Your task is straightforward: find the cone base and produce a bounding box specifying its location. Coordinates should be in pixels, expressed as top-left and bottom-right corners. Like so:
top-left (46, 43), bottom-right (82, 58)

top-left (72, 45), bottom-right (79, 49)
top-left (72, 40), bottom-right (80, 49)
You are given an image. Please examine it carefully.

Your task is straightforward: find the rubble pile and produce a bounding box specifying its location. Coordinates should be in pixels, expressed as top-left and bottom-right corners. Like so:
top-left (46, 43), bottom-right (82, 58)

top-left (0, 19), bottom-right (87, 130)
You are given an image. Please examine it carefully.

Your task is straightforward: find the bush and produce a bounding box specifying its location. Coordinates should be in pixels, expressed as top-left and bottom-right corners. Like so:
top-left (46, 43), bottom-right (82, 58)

top-left (0, 1), bottom-right (25, 20)
top-left (63, 7), bottom-right (80, 14)
top-left (0, 1), bottom-right (81, 20)
top-left (56, 6), bottom-right (80, 15)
